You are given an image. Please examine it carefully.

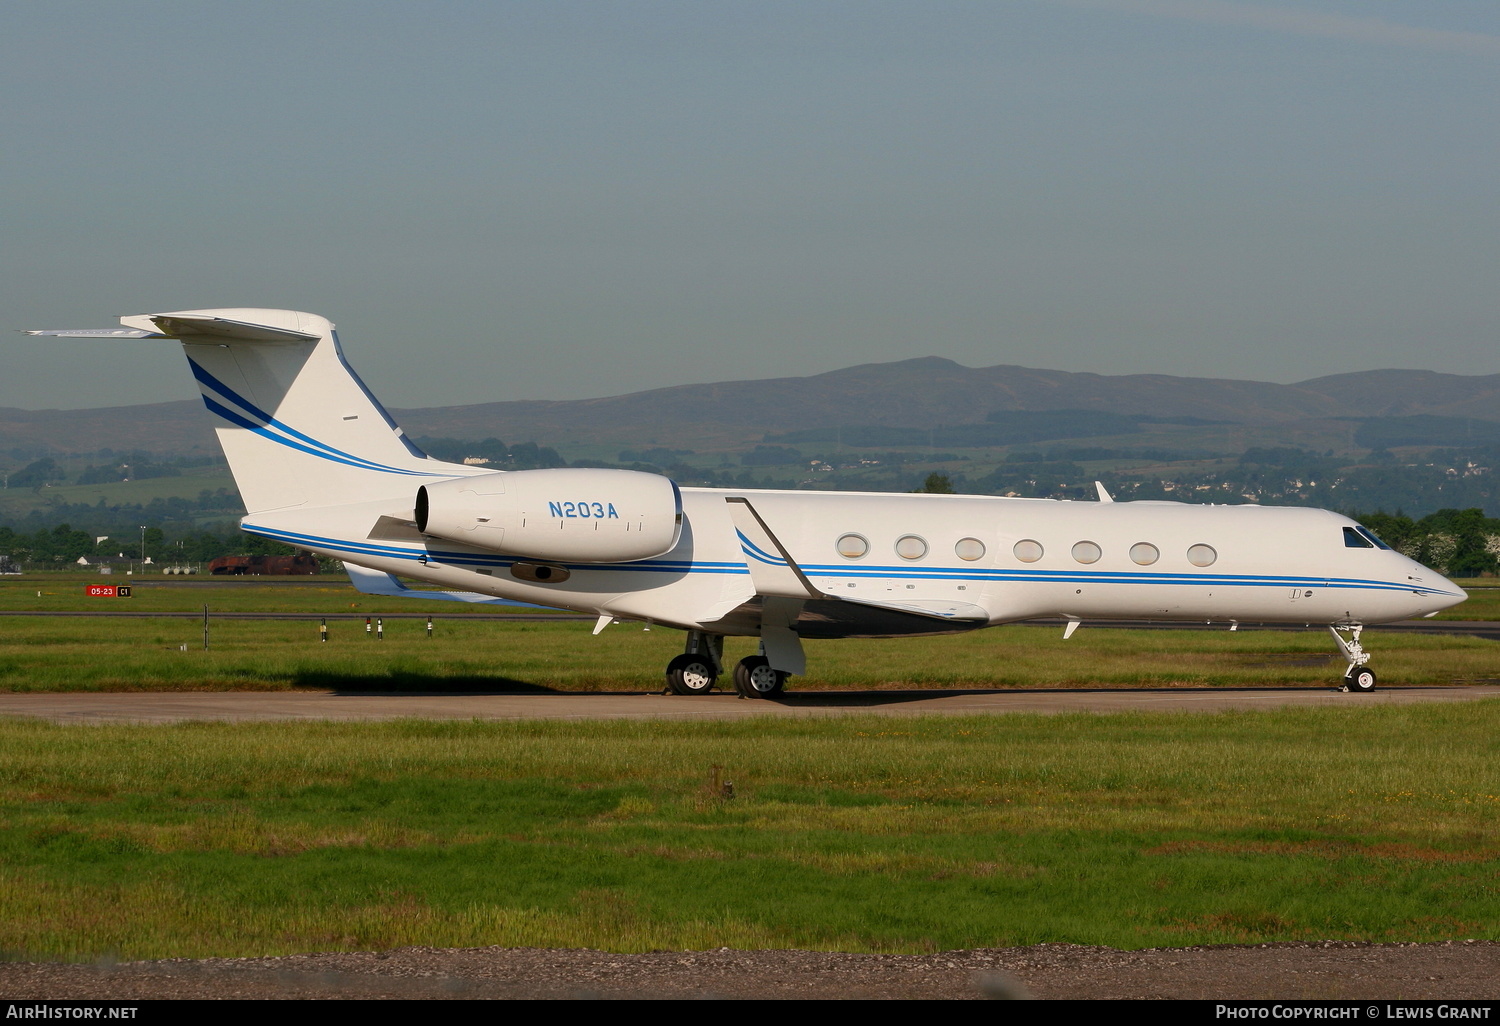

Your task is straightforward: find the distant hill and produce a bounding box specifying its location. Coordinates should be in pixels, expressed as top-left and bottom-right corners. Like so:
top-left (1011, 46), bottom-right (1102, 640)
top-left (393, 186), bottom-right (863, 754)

top-left (1296, 369), bottom-right (1500, 420)
top-left (3, 360), bottom-right (1497, 456)
top-left (0, 400), bottom-right (216, 456)
top-left (386, 358), bottom-right (1357, 446)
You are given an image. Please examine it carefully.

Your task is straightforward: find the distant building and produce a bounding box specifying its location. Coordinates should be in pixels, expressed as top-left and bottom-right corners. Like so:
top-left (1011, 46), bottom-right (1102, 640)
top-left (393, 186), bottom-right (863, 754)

top-left (0, 555), bottom-right (20, 575)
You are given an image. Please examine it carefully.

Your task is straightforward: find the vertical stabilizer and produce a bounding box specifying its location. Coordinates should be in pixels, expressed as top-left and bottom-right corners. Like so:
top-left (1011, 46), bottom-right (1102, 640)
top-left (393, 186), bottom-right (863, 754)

top-left (135, 309), bottom-right (464, 513)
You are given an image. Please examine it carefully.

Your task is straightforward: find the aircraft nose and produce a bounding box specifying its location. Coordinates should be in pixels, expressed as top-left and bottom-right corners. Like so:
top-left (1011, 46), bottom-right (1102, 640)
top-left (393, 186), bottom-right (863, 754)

top-left (1422, 566), bottom-right (1468, 614)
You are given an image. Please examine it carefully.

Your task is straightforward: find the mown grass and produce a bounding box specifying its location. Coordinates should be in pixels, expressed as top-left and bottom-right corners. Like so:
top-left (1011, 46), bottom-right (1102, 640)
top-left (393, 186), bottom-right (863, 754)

top-left (1, 705), bottom-right (1498, 959)
top-left (1439, 581), bottom-right (1500, 621)
top-left (0, 616), bottom-right (1495, 692)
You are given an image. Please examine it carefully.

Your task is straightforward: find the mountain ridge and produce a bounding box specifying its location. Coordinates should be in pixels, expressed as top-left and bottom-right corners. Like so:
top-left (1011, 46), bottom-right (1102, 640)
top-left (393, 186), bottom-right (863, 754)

top-left (2, 361), bottom-right (1496, 455)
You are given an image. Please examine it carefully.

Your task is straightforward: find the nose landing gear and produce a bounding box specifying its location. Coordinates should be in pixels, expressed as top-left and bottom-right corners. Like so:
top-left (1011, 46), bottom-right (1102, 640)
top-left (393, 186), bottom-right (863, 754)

top-left (1329, 624), bottom-right (1376, 693)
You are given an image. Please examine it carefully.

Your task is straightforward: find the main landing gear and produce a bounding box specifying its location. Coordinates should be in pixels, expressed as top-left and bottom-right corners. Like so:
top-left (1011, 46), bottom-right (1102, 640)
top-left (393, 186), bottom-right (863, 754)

top-left (1329, 624), bottom-right (1376, 693)
top-left (732, 655), bottom-right (787, 699)
top-left (663, 632), bottom-right (789, 699)
top-left (665, 632), bottom-right (722, 695)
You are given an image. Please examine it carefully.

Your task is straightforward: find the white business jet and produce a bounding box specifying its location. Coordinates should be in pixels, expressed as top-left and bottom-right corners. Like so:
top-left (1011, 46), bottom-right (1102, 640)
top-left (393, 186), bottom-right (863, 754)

top-left (26, 309), bottom-right (1467, 696)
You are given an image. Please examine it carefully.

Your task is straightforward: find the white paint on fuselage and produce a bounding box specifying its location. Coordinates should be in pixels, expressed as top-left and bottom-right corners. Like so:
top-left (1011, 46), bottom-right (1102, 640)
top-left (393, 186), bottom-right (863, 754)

top-left (244, 486), bottom-right (1466, 636)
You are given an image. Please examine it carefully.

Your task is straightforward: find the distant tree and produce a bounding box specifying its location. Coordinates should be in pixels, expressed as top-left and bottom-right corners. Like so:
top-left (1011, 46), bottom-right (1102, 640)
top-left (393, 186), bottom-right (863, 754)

top-left (913, 473), bottom-right (955, 494)
top-left (1427, 508), bottom-right (1499, 577)
top-left (10, 458), bottom-right (63, 493)
top-left (1354, 511), bottom-right (1419, 553)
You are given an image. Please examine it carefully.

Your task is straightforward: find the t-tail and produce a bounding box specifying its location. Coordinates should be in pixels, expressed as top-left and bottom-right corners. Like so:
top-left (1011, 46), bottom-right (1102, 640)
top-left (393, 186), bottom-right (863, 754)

top-left (25, 308), bottom-right (468, 513)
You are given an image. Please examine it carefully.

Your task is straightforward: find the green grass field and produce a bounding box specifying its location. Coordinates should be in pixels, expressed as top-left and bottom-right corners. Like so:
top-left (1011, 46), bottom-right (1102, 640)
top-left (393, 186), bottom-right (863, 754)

top-left (0, 576), bottom-right (1495, 960)
top-left (0, 468), bottom-right (238, 520)
top-left (0, 617), bottom-right (1495, 692)
top-left (1, 705), bottom-right (1497, 959)
top-left (0, 573), bottom-right (1494, 693)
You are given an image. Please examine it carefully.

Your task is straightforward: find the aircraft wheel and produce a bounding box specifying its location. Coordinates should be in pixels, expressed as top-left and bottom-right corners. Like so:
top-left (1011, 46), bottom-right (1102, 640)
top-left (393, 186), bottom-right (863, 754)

top-left (666, 653), bottom-right (717, 695)
top-left (734, 655), bottom-right (787, 699)
top-left (1345, 665), bottom-right (1377, 694)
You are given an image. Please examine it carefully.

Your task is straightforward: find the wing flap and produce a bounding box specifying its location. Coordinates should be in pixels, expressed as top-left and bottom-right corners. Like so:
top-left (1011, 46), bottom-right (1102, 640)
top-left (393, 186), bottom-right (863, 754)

top-left (842, 596), bottom-right (990, 622)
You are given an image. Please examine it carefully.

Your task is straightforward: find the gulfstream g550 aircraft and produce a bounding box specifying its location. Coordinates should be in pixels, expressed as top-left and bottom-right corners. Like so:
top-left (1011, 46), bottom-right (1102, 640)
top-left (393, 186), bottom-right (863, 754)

top-left (27, 309), bottom-right (1467, 695)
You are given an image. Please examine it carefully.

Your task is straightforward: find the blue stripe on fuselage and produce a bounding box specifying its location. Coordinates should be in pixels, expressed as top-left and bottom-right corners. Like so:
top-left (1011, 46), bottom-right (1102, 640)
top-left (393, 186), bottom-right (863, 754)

top-left (242, 523), bottom-right (1452, 596)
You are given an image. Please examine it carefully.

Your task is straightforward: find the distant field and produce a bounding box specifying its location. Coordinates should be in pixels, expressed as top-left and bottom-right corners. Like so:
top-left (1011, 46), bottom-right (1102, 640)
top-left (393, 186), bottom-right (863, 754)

top-left (1445, 581), bottom-right (1500, 621)
top-left (0, 467), bottom-right (238, 519)
top-left (1, 704), bottom-right (1497, 959)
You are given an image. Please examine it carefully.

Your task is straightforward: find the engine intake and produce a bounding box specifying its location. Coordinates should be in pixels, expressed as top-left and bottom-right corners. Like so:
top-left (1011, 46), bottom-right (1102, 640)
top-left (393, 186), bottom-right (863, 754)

top-left (416, 468), bottom-right (681, 563)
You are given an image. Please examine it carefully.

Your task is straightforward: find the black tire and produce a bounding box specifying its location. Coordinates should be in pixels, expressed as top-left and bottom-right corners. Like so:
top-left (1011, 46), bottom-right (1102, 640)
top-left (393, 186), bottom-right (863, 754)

top-left (666, 653), bottom-right (717, 695)
top-left (733, 655), bottom-right (787, 699)
top-left (1345, 665), bottom-right (1377, 693)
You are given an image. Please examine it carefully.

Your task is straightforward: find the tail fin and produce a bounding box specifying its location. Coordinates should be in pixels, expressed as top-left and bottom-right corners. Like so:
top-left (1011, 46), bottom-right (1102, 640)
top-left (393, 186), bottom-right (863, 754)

top-left (32, 308), bottom-right (463, 513)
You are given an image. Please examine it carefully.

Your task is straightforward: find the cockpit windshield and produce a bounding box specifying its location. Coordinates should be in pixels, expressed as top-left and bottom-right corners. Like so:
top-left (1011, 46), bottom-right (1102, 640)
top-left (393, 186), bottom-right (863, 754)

top-left (1343, 526), bottom-right (1373, 548)
top-left (1357, 526), bottom-right (1392, 550)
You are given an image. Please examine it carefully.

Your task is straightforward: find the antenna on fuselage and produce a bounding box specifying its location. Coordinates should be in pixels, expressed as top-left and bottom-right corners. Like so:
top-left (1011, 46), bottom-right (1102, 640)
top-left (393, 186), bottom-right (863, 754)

top-left (1094, 481), bottom-right (1114, 503)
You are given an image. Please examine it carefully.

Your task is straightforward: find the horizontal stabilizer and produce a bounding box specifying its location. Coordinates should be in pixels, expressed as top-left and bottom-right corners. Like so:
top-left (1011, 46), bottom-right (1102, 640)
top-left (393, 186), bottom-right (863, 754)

top-left (129, 313), bottom-right (321, 343)
top-left (344, 562), bottom-right (547, 607)
top-left (25, 313), bottom-right (321, 344)
top-left (22, 328), bottom-right (165, 339)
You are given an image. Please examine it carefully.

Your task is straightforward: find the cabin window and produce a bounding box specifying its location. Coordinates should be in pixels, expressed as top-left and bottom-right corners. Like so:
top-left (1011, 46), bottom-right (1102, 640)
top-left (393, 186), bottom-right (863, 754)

top-left (1130, 542), bottom-right (1159, 565)
top-left (1187, 543), bottom-right (1217, 567)
top-left (955, 538), bottom-right (986, 561)
top-left (1343, 527), bottom-right (1374, 549)
top-left (836, 533), bottom-right (869, 559)
top-left (1072, 541), bottom-right (1102, 564)
top-left (895, 535), bottom-right (928, 560)
top-left (1014, 539), bottom-right (1044, 563)
top-left (1356, 526), bottom-right (1392, 550)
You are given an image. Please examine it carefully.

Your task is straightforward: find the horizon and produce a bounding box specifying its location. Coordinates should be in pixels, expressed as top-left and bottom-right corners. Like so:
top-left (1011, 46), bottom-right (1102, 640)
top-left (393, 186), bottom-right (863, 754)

top-left (1, 352), bottom-right (1496, 416)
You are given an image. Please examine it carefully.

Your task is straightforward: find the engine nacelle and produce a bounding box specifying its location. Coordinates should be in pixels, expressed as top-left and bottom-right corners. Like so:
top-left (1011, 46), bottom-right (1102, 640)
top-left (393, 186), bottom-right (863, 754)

top-left (416, 468), bottom-right (682, 563)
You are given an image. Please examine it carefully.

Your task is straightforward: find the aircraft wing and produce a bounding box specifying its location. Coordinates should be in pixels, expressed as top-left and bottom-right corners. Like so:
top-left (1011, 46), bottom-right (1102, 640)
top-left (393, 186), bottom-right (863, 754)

top-left (712, 495), bottom-right (991, 636)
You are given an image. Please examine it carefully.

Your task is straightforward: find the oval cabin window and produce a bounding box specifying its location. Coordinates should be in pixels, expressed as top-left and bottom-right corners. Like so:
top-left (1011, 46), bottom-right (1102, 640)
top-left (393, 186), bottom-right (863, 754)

top-left (836, 534), bottom-right (869, 559)
top-left (1072, 541), bottom-right (1102, 564)
top-left (1014, 539), bottom-right (1044, 563)
top-left (1130, 542), bottom-right (1159, 565)
top-left (895, 535), bottom-right (928, 560)
top-left (1187, 543), bottom-right (1218, 567)
top-left (955, 538), bottom-right (986, 561)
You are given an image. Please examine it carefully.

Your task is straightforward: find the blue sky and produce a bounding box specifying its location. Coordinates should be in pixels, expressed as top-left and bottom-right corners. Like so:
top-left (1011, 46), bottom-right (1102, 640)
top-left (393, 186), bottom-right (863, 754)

top-left (4, 1), bottom-right (1497, 410)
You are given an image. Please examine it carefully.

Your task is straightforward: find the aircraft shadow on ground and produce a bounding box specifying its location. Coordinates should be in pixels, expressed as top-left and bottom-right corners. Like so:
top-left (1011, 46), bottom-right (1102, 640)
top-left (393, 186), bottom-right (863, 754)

top-left (763, 685), bottom-right (1341, 707)
top-left (290, 676), bottom-right (1355, 701)
top-left (293, 671), bottom-right (562, 695)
